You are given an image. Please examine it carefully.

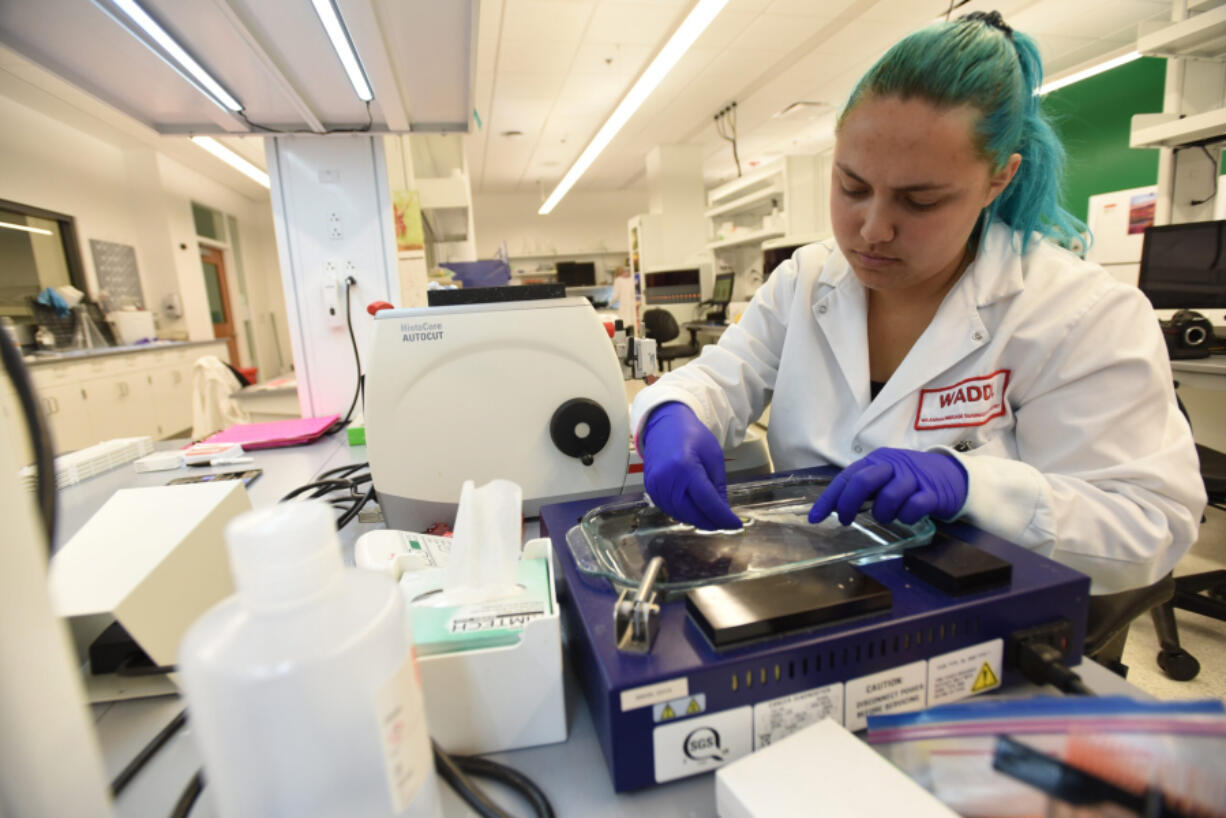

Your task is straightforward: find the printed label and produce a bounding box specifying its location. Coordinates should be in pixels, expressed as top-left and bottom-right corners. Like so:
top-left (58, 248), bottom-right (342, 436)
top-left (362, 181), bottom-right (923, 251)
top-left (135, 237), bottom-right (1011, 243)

top-left (374, 653), bottom-right (432, 812)
top-left (405, 533), bottom-right (451, 567)
top-left (621, 677), bottom-right (689, 712)
top-left (653, 693), bottom-right (707, 723)
top-left (844, 660), bottom-right (927, 732)
top-left (653, 706), bottom-right (753, 783)
top-left (753, 683), bottom-right (844, 749)
top-left (447, 600), bottom-right (546, 633)
top-left (400, 320), bottom-right (444, 343)
top-left (927, 639), bottom-right (1003, 706)
top-left (914, 370), bottom-right (1010, 430)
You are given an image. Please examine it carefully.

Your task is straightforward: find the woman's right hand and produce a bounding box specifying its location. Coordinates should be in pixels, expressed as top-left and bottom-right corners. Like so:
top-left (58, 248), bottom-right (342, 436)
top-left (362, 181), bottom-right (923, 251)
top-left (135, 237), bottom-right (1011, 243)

top-left (639, 402), bottom-right (743, 531)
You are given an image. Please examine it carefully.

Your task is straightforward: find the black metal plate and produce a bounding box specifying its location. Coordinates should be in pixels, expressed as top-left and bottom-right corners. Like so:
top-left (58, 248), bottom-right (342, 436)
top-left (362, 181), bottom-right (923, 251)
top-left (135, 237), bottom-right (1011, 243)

top-left (685, 562), bottom-right (892, 648)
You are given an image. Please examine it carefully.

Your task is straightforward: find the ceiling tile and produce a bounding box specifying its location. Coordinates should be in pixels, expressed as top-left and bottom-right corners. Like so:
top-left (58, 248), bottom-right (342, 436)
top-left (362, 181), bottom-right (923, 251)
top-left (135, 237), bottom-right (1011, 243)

top-left (497, 72), bottom-right (568, 98)
top-left (488, 97), bottom-right (554, 134)
top-left (568, 42), bottom-right (653, 78)
top-left (693, 10), bottom-right (767, 51)
top-left (497, 39), bottom-right (579, 73)
top-left (729, 13), bottom-right (837, 52)
top-left (768, 0), bottom-right (863, 15)
top-left (586, 1), bottom-right (684, 46)
top-left (499, 0), bottom-right (595, 43)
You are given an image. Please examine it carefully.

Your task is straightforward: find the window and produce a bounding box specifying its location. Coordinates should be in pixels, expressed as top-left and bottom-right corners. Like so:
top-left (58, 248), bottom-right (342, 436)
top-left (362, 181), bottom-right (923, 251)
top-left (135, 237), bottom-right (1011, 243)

top-left (0, 199), bottom-right (86, 318)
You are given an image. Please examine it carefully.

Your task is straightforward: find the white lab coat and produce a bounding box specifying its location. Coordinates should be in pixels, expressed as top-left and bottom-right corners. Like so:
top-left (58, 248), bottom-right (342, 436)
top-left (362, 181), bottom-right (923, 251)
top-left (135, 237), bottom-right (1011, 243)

top-left (610, 274), bottom-right (638, 334)
top-left (630, 220), bottom-right (1206, 593)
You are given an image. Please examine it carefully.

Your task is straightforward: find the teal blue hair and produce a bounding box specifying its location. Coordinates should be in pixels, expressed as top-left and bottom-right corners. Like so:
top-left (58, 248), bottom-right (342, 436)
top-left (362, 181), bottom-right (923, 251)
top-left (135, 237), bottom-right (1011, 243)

top-left (839, 14), bottom-right (1087, 252)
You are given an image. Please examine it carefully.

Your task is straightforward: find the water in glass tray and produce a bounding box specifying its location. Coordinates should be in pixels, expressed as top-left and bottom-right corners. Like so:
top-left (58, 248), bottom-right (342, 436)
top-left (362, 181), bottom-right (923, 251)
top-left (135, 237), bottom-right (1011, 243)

top-left (565, 474), bottom-right (935, 594)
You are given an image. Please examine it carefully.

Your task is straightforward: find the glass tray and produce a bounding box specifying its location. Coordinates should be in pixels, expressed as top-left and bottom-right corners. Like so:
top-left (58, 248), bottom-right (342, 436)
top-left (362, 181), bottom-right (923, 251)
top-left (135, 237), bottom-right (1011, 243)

top-left (565, 474), bottom-right (935, 594)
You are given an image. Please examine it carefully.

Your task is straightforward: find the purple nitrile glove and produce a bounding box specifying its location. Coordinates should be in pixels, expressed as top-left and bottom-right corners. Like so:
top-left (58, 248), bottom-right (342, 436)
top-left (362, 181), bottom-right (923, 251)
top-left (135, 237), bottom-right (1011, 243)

top-left (808, 447), bottom-right (968, 527)
top-left (640, 402), bottom-right (743, 531)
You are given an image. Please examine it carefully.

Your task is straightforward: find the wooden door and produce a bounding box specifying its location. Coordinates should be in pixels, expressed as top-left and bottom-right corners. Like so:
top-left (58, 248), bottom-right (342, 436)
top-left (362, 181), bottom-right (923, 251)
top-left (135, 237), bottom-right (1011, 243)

top-left (200, 247), bottom-right (239, 365)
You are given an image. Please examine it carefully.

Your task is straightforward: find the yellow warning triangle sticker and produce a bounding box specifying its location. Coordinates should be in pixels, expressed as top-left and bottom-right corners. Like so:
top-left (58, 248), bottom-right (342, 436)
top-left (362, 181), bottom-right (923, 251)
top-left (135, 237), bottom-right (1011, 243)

top-left (660, 704), bottom-right (676, 720)
top-left (687, 698), bottom-right (701, 714)
top-left (971, 661), bottom-right (999, 692)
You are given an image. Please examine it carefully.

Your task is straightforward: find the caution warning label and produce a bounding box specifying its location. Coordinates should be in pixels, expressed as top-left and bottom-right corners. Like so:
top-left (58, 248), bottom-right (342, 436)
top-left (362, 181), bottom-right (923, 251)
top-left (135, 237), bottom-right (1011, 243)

top-left (653, 693), bottom-right (706, 723)
top-left (844, 660), bottom-right (927, 732)
top-left (752, 683), bottom-right (843, 749)
top-left (926, 639), bottom-right (1003, 706)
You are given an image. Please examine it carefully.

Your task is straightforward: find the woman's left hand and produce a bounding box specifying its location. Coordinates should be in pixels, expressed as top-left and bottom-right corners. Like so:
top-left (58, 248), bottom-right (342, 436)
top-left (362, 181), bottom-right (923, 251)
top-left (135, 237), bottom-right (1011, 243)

top-left (808, 447), bottom-right (968, 526)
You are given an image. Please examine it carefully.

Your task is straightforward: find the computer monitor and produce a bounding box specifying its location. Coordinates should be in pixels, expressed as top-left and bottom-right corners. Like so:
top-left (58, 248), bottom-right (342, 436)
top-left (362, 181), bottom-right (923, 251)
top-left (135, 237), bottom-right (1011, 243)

top-left (705, 272), bottom-right (735, 323)
top-left (555, 261), bottom-right (597, 287)
top-left (762, 241), bottom-right (808, 281)
top-left (1139, 221), bottom-right (1226, 311)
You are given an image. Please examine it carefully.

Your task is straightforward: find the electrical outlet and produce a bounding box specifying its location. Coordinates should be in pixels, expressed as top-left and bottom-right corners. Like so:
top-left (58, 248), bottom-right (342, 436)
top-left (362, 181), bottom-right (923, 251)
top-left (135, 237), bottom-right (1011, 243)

top-left (322, 276), bottom-right (344, 328)
top-left (329, 212), bottom-right (342, 240)
top-left (343, 261), bottom-right (357, 281)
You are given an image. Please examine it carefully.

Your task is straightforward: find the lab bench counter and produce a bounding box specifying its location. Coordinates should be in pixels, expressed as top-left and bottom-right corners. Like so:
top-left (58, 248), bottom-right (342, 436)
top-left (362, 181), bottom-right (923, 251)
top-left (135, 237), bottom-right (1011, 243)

top-left (22, 338), bottom-right (227, 367)
top-left (62, 437), bottom-right (1151, 817)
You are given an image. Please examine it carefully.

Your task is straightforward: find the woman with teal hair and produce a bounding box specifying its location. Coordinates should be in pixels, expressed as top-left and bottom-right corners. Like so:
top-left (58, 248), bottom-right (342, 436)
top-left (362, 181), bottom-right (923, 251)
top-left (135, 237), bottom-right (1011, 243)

top-left (630, 12), bottom-right (1205, 594)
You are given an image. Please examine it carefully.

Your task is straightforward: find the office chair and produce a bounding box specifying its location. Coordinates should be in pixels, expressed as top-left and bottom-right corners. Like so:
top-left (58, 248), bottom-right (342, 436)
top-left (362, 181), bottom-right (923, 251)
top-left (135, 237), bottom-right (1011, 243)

top-left (1146, 392), bottom-right (1226, 681)
top-left (642, 309), bottom-right (700, 372)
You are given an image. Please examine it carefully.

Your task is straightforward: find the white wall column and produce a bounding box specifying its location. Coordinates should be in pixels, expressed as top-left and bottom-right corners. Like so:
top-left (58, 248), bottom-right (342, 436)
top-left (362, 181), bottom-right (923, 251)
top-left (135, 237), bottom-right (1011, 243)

top-left (645, 145), bottom-right (707, 266)
top-left (266, 135), bottom-right (400, 418)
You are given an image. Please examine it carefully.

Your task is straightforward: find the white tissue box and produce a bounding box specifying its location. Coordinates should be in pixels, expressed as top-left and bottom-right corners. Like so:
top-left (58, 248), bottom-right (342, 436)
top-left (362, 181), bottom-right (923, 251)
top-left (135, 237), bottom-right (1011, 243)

top-left (414, 537), bottom-right (567, 755)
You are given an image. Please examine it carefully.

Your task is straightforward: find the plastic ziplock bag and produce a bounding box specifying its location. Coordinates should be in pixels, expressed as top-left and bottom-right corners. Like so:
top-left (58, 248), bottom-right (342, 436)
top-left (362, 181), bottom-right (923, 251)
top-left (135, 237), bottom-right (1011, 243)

top-left (866, 696), bottom-right (1226, 817)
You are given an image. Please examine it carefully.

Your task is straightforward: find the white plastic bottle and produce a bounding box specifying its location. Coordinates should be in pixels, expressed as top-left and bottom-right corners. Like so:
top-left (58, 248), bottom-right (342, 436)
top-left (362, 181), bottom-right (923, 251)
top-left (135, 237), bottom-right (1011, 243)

top-left (178, 501), bottom-right (441, 818)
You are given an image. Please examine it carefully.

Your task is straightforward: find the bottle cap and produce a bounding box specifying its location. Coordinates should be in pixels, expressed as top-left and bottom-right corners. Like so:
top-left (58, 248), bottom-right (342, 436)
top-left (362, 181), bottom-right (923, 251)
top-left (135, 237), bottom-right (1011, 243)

top-left (225, 500), bottom-right (343, 611)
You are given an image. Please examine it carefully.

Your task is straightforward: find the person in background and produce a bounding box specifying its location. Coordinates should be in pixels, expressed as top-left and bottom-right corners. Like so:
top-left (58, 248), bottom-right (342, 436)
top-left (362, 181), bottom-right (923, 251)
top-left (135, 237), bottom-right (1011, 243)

top-left (610, 266), bottom-right (638, 336)
top-left (629, 11), bottom-right (1205, 594)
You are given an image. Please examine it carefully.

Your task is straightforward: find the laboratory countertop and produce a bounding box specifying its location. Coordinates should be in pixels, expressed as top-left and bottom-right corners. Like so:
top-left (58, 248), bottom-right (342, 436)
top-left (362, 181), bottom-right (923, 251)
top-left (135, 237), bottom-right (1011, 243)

top-left (23, 338), bottom-right (226, 367)
top-left (60, 436), bottom-right (1150, 817)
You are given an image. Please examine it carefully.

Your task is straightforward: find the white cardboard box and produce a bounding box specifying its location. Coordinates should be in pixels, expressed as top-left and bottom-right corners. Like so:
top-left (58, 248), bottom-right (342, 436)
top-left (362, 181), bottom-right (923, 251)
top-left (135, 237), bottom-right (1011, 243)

top-left (416, 537), bottom-right (568, 755)
top-left (716, 718), bottom-right (957, 818)
top-left (48, 482), bottom-right (252, 700)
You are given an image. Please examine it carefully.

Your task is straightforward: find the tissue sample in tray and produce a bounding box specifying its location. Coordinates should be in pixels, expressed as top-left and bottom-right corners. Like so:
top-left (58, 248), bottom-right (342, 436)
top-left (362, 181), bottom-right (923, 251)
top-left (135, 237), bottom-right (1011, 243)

top-left (565, 474), bottom-right (936, 595)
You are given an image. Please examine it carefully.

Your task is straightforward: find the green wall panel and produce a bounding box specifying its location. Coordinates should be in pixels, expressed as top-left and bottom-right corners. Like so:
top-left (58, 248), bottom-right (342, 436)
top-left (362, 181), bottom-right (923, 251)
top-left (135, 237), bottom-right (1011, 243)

top-left (1041, 57), bottom-right (1167, 224)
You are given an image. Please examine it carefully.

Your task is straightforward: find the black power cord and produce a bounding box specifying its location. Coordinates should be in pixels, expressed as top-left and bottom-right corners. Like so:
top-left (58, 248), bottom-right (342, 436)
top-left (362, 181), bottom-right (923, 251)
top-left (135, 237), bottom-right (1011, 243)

top-left (169, 769), bottom-right (204, 818)
top-left (0, 324), bottom-right (56, 550)
top-left (713, 102), bottom-right (741, 178)
top-left (110, 710), bottom-right (188, 797)
top-left (238, 100), bottom-right (374, 134)
top-left (341, 275), bottom-right (363, 426)
top-left (1015, 640), bottom-right (1093, 695)
top-left (1009, 621), bottom-right (1094, 696)
top-left (433, 741), bottom-right (555, 818)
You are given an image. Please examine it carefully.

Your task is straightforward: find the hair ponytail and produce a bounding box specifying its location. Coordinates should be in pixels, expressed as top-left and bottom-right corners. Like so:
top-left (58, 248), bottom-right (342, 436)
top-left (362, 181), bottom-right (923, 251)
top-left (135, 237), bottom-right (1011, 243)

top-left (839, 13), bottom-right (1087, 251)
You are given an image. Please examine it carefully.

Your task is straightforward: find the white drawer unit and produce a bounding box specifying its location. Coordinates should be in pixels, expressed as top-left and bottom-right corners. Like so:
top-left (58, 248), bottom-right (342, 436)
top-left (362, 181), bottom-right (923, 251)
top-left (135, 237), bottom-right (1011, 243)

top-left (25, 342), bottom-right (229, 455)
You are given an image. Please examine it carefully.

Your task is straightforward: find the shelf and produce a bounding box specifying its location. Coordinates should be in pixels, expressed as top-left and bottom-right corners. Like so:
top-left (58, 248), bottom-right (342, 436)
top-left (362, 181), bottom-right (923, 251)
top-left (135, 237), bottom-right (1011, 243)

top-left (1131, 107), bottom-right (1226, 148)
top-left (706, 229), bottom-right (785, 251)
top-left (704, 184), bottom-right (783, 219)
top-left (1138, 5), bottom-right (1226, 60)
top-left (706, 162), bottom-right (782, 208)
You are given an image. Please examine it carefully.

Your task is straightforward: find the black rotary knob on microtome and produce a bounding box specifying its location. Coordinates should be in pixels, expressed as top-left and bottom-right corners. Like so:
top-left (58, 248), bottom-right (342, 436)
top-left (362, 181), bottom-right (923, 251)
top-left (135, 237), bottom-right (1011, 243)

top-left (549, 399), bottom-right (611, 466)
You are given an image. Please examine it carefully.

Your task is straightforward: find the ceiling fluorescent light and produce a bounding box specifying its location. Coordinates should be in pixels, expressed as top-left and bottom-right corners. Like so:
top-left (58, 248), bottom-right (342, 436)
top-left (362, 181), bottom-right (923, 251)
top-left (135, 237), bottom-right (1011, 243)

top-left (1037, 51), bottom-right (1141, 96)
top-left (0, 221), bottom-right (53, 236)
top-left (310, 0), bottom-right (374, 102)
top-left (102, 0), bottom-right (243, 112)
top-left (192, 137), bottom-right (271, 189)
top-left (539, 0), bottom-right (731, 215)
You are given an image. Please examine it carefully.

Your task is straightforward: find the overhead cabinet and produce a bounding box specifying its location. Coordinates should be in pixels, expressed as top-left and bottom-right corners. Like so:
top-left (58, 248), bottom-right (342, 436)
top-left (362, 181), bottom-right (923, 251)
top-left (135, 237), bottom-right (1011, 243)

top-left (704, 155), bottom-right (831, 253)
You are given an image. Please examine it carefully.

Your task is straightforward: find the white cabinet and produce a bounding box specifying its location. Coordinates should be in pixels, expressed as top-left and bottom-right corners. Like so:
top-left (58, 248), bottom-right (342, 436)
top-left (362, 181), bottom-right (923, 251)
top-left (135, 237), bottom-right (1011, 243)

top-left (37, 381), bottom-right (93, 454)
top-left (705, 155), bottom-right (831, 245)
top-left (703, 155), bottom-right (831, 287)
top-left (27, 342), bottom-right (229, 454)
top-left (1, 380), bottom-right (34, 467)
